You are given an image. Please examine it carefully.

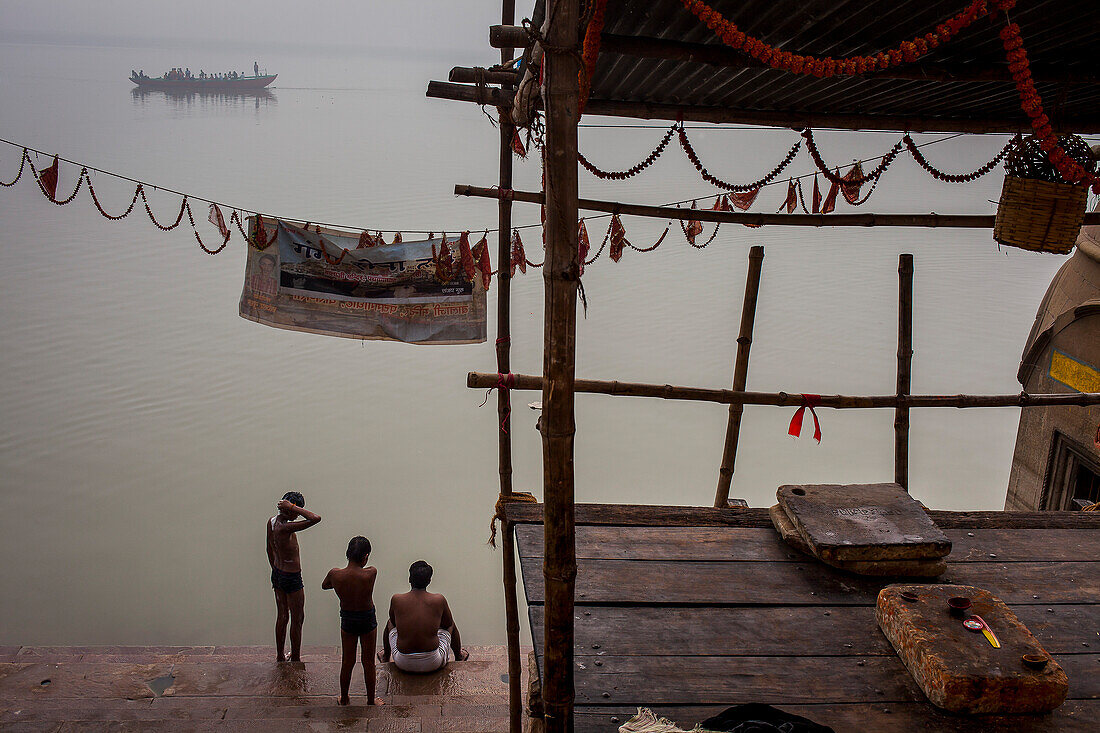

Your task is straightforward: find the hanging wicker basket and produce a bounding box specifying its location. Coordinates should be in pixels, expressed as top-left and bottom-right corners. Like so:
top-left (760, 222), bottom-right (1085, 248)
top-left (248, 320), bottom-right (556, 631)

top-left (993, 135), bottom-right (1095, 255)
top-left (993, 176), bottom-right (1088, 254)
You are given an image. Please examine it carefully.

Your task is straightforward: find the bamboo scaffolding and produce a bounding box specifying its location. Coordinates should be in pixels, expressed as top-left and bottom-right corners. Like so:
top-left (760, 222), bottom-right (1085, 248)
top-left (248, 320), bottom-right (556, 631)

top-left (467, 372), bottom-right (1100, 409)
top-left (494, 5), bottom-right (522, 732)
top-left (455, 184), bottom-right (1100, 228)
top-left (895, 254), bottom-right (914, 491)
top-left (540, 2), bottom-right (581, 730)
top-left (713, 246), bottom-right (764, 508)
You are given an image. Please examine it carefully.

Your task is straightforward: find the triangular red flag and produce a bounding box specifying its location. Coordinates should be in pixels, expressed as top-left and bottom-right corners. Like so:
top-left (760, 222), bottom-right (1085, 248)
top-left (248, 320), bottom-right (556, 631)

top-left (812, 174), bottom-right (822, 214)
top-left (433, 235), bottom-right (454, 282)
top-left (471, 234), bottom-right (493, 290)
top-left (728, 187), bottom-right (760, 211)
top-left (578, 219), bottom-right (591, 276)
top-left (208, 204), bottom-right (230, 240)
top-left (822, 171), bottom-right (840, 214)
top-left (458, 231), bottom-right (476, 282)
top-left (778, 178), bottom-right (797, 214)
top-left (39, 155), bottom-right (59, 200)
top-left (841, 162), bottom-right (865, 204)
top-left (683, 201), bottom-right (704, 244)
top-left (609, 215), bottom-right (629, 262)
top-left (512, 130), bottom-right (527, 158)
top-left (510, 230), bottom-right (526, 276)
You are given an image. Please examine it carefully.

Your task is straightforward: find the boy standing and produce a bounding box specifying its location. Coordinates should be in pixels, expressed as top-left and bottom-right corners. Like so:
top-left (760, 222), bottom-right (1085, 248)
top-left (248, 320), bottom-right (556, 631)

top-left (322, 536), bottom-right (384, 705)
top-left (266, 491), bottom-right (321, 662)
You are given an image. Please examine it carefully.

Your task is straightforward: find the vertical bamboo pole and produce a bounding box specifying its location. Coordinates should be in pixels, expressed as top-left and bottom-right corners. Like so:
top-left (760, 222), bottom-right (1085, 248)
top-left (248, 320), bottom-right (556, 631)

top-left (541, 1), bottom-right (581, 731)
top-left (495, 4), bottom-right (522, 733)
top-left (714, 246), bottom-right (764, 507)
top-left (895, 254), bottom-right (914, 491)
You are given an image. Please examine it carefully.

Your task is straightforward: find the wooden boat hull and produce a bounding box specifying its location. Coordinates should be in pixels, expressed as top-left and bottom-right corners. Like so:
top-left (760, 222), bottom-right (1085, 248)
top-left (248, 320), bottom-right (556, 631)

top-left (131, 75), bottom-right (276, 91)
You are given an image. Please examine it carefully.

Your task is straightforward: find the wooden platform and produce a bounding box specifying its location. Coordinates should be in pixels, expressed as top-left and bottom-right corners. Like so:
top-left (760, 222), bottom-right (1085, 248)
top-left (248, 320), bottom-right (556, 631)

top-left (0, 644), bottom-right (524, 731)
top-left (506, 503), bottom-right (1100, 732)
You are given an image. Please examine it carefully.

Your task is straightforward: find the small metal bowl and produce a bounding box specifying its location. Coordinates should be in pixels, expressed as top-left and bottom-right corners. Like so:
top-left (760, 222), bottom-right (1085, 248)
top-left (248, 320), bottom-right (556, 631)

top-left (948, 596), bottom-right (972, 616)
top-left (1022, 654), bottom-right (1049, 670)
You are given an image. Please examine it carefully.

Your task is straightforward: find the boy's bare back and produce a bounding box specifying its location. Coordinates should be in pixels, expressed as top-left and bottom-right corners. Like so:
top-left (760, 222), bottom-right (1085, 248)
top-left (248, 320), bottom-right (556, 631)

top-left (325, 565), bottom-right (378, 612)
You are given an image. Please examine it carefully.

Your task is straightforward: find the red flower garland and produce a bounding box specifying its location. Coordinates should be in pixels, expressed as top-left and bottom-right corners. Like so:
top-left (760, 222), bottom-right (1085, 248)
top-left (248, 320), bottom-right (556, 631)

top-left (678, 0), bottom-right (1016, 79)
top-left (578, 0), bottom-right (609, 116)
top-left (1000, 22), bottom-right (1098, 191)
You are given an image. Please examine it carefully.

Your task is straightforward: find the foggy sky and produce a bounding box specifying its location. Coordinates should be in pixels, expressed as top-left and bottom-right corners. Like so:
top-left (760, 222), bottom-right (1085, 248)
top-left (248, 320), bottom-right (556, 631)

top-left (0, 1), bottom-right (533, 52)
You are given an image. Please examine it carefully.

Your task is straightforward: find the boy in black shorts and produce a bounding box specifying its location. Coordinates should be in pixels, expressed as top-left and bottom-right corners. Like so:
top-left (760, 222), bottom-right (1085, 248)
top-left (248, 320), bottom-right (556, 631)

top-left (322, 536), bottom-right (384, 705)
top-left (266, 491), bottom-right (321, 662)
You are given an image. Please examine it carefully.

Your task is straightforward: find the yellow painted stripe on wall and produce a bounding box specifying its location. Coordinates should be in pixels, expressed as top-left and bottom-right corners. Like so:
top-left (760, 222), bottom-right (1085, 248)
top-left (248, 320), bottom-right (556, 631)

top-left (1050, 350), bottom-right (1100, 393)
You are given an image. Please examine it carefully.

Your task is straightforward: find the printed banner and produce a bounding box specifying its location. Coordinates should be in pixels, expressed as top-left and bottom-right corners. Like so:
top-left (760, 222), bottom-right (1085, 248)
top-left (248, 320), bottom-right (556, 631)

top-left (239, 218), bottom-right (486, 344)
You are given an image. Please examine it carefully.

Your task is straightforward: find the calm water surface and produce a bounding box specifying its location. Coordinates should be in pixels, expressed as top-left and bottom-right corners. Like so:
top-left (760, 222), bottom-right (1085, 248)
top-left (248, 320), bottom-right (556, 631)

top-left (0, 37), bottom-right (1084, 646)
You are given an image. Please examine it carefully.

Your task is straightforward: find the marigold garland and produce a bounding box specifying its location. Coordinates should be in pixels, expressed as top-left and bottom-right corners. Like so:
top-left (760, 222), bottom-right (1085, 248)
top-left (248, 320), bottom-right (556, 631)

top-left (579, 125), bottom-right (676, 180)
top-left (679, 0), bottom-right (1016, 79)
top-left (578, 0), bottom-right (609, 116)
top-left (1000, 22), bottom-right (1099, 191)
top-left (678, 124), bottom-right (802, 192)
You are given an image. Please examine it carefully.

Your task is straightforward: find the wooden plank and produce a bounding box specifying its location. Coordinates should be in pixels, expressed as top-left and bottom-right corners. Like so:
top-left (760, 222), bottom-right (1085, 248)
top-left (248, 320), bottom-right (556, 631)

top-left (574, 699), bottom-right (1100, 733)
top-left (518, 557), bottom-right (1100, 606)
top-left (565, 653), bottom-right (1100, 706)
top-left (570, 654), bottom-right (925, 705)
top-left (527, 605), bottom-right (1100, 658)
top-left (505, 503), bottom-right (1100, 529)
top-left (516, 526), bottom-right (1100, 563)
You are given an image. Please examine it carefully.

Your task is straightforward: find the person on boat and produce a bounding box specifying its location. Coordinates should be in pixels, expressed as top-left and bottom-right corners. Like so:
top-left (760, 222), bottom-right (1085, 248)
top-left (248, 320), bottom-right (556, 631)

top-left (266, 491), bottom-right (322, 662)
top-left (322, 536), bottom-right (384, 706)
top-left (254, 61), bottom-right (259, 76)
top-left (378, 560), bottom-right (468, 673)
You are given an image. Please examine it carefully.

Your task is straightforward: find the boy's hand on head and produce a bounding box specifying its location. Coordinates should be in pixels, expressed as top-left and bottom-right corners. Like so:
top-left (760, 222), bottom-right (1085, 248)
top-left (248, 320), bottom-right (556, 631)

top-left (277, 499), bottom-right (296, 513)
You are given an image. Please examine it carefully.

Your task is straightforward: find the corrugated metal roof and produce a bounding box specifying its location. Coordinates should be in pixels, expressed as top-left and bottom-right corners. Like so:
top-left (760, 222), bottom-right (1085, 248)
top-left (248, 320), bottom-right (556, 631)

top-left (564, 0), bottom-right (1100, 131)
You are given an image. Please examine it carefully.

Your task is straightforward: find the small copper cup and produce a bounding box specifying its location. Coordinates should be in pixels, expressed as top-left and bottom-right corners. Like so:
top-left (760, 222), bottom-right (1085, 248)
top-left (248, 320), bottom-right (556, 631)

top-left (1022, 654), bottom-right (1049, 671)
top-left (948, 596), bottom-right (972, 616)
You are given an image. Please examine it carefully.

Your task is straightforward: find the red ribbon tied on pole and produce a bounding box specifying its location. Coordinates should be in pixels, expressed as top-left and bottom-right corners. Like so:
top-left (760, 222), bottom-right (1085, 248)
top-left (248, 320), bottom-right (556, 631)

top-left (788, 393), bottom-right (823, 443)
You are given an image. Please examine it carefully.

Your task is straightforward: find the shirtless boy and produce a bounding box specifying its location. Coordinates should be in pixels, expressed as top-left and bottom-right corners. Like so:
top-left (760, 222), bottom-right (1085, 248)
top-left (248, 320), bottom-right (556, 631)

top-left (266, 491), bottom-right (321, 662)
top-left (378, 560), bottom-right (468, 673)
top-left (322, 536), bottom-right (384, 706)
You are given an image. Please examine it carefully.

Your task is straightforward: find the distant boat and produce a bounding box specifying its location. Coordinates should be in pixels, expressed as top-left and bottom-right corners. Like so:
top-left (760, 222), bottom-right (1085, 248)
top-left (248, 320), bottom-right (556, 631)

top-left (130, 72), bottom-right (276, 91)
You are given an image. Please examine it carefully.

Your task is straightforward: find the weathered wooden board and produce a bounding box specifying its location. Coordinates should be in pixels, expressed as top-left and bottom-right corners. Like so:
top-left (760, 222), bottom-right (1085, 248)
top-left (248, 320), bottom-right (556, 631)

top-left (515, 524), bottom-right (1100, 563)
top-left (505, 503), bottom-right (1100, 529)
top-left (877, 585), bottom-right (1068, 713)
top-left (778, 483), bottom-right (951, 562)
top-left (569, 654), bottom-right (924, 705)
top-left (527, 604), bottom-right (1100, 658)
top-left (518, 556), bottom-right (1100, 605)
top-left (574, 699), bottom-right (1100, 733)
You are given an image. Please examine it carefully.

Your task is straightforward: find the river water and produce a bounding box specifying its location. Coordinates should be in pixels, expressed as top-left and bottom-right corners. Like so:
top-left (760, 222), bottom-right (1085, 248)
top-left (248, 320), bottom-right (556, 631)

top-left (0, 34), bottom-right (1088, 647)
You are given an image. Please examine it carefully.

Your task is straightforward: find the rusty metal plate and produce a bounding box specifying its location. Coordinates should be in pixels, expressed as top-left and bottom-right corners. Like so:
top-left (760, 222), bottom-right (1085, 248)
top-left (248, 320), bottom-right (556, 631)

top-left (778, 483), bottom-right (951, 562)
top-left (877, 584), bottom-right (1068, 714)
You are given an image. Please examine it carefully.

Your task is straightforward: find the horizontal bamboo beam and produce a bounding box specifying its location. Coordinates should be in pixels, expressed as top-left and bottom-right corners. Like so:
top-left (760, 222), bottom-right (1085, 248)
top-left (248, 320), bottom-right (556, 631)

top-left (467, 372), bottom-right (1100, 409)
top-left (490, 26), bottom-right (1097, 87)
top-left (427, 80), bottom-right (511, 107)
top-left (429, 78), bottom-right (1100, 134)
top-left (449, 66), bottom-right (520, 85)
top-left (580, 98), bottom-right (1099, 134)
top-left (455, 184), bottom-right (1100, 228)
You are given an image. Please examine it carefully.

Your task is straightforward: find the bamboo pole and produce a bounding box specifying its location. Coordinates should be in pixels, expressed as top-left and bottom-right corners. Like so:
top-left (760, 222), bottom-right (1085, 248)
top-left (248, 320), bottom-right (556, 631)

top-left (449, 66), bottom-right (520, 85)
top-left (713, 245), bottom-right (764, 508)
top-left (457, 185), bottom-right (1100, 228)
top-left (495, 5), bottom-right (522, 732)
top-left (895, 254), bottom-right (914, 491)
top-left (467, 372), bottom-right (1100, 409)
top-left (540, 2), bottom-right (581, 731)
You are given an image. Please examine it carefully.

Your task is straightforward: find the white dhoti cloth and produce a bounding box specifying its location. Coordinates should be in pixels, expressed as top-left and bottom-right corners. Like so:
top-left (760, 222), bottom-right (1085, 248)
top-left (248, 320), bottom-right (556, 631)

top-left (390, 628), bottom-right (451, 673)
